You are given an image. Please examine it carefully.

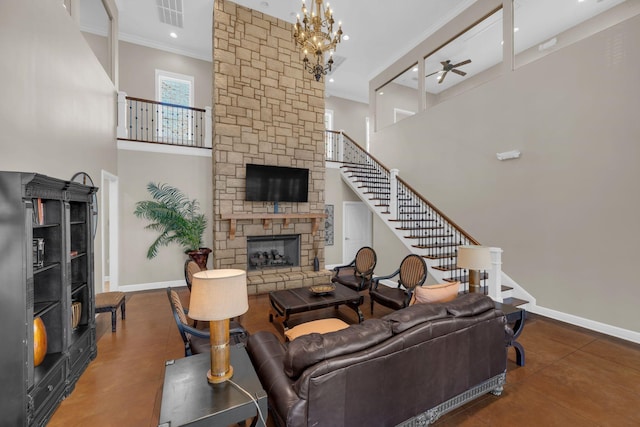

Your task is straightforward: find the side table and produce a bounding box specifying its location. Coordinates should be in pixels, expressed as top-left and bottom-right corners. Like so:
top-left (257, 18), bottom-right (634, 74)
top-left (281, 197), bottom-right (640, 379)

top-left (158, 345), bottom-right (267, 427)
top-left (494, 301), bottom-right (526, 367)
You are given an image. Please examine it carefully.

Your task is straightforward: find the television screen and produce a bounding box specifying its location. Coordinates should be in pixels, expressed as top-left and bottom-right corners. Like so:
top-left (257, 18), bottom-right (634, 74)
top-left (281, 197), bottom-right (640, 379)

top-left (245, 164), bottom-right (309, 202)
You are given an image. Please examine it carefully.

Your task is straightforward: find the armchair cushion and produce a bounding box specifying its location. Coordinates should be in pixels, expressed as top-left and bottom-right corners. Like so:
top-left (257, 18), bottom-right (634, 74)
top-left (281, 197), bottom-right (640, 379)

top-left (409, 281), bottom-right (459, 305)
top-left (283, 319), bottom-right (392, 379)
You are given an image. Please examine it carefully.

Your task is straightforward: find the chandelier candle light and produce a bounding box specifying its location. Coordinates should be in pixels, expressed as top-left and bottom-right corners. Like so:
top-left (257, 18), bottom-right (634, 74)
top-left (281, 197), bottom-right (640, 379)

top-left (294, 0), bottom-right (343, 81)
top-left (188, 269), bottom-right (248, 384)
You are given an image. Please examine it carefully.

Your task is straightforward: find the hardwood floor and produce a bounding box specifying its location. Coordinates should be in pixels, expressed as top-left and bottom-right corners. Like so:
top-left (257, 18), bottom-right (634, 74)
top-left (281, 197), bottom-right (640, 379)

top-left (48, 288), bottom-right (640, 427)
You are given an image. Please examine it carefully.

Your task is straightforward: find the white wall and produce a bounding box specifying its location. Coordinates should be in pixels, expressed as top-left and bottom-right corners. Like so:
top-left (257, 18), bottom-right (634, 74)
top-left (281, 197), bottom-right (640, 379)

top-left (325, 96), bottom-right (369, 144)
top-left (0, 0), bottom-right (118, 293)
top-left (370, 13), bottom-right (640, 332)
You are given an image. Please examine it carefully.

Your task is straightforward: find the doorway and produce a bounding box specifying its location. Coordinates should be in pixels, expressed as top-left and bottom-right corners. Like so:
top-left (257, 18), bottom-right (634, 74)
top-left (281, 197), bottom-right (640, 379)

top-left (342, 202), bottom-right (372, 263)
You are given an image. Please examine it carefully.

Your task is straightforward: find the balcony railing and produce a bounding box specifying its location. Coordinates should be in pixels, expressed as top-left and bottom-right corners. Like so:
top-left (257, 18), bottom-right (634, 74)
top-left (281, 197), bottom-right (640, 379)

top-left (117, 92), bottom-right (212, 148)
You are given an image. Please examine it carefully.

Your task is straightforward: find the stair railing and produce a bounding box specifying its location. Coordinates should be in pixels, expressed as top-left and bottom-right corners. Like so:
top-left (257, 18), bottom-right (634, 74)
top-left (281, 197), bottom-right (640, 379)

top-left (327, 130), bottom-right (501, 299)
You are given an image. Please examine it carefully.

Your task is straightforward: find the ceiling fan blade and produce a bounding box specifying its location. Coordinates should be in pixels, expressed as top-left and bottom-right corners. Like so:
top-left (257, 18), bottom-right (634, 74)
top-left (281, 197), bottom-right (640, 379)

top-left (452, 69), bottom-right (467, 76)
top-left (438, 70), bottom-right (449, 84)
top-left (452, 59), bottom-right (471, 68)
top-left (425, 70), bottom-right (441, 78)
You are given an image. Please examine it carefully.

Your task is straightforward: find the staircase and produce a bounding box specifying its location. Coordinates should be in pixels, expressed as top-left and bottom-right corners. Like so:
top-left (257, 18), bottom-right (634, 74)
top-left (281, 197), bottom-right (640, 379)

top-left (326, 130), bottom-right (533, 308)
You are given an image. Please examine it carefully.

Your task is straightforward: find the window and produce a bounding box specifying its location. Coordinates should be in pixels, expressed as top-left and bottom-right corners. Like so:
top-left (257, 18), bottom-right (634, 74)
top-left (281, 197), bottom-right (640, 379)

top-left (155, 70), bottom-right (194, 142)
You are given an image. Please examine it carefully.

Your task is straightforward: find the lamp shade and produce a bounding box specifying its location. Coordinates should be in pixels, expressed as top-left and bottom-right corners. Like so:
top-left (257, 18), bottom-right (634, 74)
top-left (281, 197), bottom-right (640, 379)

top-left (456, 245), bottom-right (491, 270)
top-left (188, 269), bottom-right (248, 321)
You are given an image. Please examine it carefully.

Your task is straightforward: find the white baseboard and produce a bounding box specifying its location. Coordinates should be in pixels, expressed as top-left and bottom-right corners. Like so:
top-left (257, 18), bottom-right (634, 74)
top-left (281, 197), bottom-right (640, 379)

top-left (116, 280), bottom-right (185, 293)
top-left (529, 304), bottom-right (640, 344)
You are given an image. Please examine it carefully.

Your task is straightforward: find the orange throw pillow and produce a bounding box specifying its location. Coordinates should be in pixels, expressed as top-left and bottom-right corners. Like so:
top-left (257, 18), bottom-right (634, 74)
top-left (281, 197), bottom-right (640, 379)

top-left (410, 281), bottom-right (460, 305)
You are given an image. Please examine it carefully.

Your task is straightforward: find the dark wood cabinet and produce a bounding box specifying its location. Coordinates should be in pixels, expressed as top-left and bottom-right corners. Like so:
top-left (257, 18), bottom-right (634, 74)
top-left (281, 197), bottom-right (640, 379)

top-left (0, 172), bottom-right (97, 426)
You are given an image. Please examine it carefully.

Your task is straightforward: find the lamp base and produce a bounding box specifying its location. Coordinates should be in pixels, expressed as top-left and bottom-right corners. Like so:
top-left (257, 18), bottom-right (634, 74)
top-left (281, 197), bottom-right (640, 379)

top-left (469, 269), bottom-right (482, 293)
top-left (207, 365), bottom-right (233, 384)
top-left (207, 319), bottom-right (233, 384)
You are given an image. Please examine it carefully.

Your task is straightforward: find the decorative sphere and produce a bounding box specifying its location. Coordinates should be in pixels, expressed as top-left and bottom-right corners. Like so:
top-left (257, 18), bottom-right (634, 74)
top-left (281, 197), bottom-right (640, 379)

top-left (33, 317), bottom-right (47, 367)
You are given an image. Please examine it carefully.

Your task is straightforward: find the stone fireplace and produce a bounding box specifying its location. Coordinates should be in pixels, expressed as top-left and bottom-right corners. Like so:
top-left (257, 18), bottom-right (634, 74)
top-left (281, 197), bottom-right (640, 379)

top-left (212, 2), bottom-right (332, 294)
top-left (247, 234), bottom-right (300, 271)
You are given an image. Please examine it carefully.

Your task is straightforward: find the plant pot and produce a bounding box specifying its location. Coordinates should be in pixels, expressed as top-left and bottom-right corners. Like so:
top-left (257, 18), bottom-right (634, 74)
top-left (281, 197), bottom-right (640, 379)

top-left (187, 247), bottom-right (212, 270)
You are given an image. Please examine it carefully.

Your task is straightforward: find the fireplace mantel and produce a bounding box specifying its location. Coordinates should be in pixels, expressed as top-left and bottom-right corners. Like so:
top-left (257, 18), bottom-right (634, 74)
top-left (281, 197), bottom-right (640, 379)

top-left (221, 213), bottom-right (327, 239)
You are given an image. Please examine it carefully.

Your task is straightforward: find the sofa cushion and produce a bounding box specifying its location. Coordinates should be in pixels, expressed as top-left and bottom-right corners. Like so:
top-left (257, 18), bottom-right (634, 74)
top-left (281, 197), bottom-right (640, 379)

top-left (409, 281), bottom-right (460, 305)
top-left (446, 293), bottom-right (496, 317)
top-left (283, 319), bottom-right (392, 379)
top-left (284, 318), bottom-right (350, 341)
top-left (382, 302), bottom-right (448, 334)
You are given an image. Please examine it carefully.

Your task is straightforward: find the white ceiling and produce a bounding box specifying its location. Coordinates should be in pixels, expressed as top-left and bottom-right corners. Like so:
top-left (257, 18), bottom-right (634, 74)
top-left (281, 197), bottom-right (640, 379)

top-left (81, 0), bottom-right (475, 103)
top-left (81, 0), bottom-right (627, 104)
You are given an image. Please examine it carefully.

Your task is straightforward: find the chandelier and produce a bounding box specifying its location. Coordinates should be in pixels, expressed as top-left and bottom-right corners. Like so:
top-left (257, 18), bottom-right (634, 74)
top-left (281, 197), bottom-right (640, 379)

top-left (293, 0), bottom-right (343, 82)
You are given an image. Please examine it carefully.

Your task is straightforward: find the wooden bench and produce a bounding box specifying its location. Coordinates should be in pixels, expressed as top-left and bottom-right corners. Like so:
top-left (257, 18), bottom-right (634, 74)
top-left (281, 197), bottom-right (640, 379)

top-left (95, 291), bottom-right (126, 332)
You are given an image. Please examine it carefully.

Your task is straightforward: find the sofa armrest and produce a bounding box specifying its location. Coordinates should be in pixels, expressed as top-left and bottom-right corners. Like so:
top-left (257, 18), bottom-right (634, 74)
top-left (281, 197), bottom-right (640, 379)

top-left (246, 331), bottom-right (299, 427)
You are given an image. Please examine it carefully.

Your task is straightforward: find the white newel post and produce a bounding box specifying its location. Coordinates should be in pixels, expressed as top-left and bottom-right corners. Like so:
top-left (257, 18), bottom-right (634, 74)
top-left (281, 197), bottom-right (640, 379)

top-left (205, 106), bottom-right (213, 148)
top-left (338, 131), bottom-right (344, 162)
top-left (488, 247), bottom-right (503, 302)
top-left (389, 169), bottom-right (399, 220)
top-left (117, 91), bottom-right (128, 139)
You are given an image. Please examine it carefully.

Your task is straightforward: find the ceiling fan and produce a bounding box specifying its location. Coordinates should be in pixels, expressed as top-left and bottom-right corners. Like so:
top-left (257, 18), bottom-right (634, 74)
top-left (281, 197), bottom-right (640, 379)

top-left (426, 59), bottom-right (472, 84)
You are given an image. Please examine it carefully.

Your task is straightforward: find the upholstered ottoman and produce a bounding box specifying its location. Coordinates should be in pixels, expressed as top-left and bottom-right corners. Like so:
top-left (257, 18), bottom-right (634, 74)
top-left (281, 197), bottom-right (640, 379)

top-left (284, 318), bottom-right (349, 341)
top-left (95, 291), bottom-right (126, 332)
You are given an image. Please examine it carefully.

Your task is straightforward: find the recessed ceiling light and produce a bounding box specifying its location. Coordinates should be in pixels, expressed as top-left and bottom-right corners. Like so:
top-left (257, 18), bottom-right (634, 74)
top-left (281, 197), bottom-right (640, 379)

top-left (170, 32), bottom-right (178, 39)
top-left (329, 78), bottom-right (334, 83)
top-left (343, 35), bottom-right (350, 41)
top-left (378, 91), bottom-right (384, 95)
top-left (412, 67), bottom-right (418, 72)
top-left (514, 27), bottom-right (519, 33)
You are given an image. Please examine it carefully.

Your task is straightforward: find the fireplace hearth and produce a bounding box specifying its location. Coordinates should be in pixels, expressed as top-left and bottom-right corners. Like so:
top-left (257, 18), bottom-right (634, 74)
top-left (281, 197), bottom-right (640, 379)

top-left (247, 234), bottom-right (300, 271)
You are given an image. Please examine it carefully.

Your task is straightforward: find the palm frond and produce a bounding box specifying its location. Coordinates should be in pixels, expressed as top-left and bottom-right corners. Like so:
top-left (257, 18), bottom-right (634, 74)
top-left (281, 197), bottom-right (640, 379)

top-left (134, 182), bottom-right (208, 259)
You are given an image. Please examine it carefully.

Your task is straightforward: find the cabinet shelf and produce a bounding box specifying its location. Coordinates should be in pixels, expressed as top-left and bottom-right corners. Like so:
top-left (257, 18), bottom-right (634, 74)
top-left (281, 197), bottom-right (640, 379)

top-left (34, 301), bottom-right (60, 318)
top-left (70, 252), bottom-right (86, 260)
top-left (71, 282), bottom-right (87, 296)
top-left (33, 262), bottom-right (60, 275)
top-left (33, 223), bottom-right (60, 229)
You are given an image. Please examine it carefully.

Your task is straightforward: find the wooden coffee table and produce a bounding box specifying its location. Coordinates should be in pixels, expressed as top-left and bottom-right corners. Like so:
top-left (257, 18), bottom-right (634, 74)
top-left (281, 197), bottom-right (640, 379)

top-left (269, 283), bottom-right (364, 330)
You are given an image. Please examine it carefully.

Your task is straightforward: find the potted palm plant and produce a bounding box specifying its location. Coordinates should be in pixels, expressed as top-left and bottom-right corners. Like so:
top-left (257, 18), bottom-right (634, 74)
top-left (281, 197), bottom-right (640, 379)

top-left (134, 182), bottom-right (210, 268)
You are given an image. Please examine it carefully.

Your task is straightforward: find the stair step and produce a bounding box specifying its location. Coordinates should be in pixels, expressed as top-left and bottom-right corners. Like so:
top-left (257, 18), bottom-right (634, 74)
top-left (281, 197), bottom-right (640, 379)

top-left (412, 242), bottom-right (459, 249)
top-left (501, 285), bottom-right (513, 292)
top-left (341, 164), bottom-right (376, 170)
top-left (391, 218), bottom-right (437, 223)
top-left (422, 252), bottom-right (457, 260)
top-left (502, 297), bottom-right (528, 307)
top-left (432, 263), bottom-right (457, 272)
top-left (404, 234), bottom-right (453, 240)
top-left (444, 272), bottom-right (489, 283)
top-left (396, 226), bottom-right (443, 231)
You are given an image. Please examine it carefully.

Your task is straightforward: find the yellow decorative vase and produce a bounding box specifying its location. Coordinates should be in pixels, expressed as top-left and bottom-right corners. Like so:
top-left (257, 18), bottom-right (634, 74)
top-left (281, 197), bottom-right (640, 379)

top-left (33, 317), bottom-right (47, 367)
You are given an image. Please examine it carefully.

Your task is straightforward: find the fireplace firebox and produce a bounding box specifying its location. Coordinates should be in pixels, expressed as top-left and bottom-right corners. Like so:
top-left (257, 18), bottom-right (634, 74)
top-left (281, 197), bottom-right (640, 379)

top-left (247, 234), bottom-right (300, 271)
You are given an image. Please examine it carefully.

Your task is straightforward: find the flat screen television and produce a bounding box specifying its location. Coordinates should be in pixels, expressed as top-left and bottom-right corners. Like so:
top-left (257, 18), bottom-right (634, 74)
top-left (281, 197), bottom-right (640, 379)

top-left (245, 163), bottom-right (309, 202)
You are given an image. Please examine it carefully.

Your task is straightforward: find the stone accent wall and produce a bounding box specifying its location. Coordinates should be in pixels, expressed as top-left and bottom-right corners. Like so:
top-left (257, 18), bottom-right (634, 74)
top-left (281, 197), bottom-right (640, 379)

top-left (212, 0), bottom-right (331, 294)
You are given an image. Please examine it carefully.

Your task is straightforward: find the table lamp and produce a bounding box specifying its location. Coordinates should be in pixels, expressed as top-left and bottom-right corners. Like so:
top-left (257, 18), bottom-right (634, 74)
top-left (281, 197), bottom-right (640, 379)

top-left (188, 269), bottom-right (248, 384)
top-left (456, 245), bottom-right (491, 293)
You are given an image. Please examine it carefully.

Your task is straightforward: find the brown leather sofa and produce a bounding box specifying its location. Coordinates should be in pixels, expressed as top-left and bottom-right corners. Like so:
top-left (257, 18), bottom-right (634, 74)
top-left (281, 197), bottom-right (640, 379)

top-left (246, 293), bottom-right (508, 427)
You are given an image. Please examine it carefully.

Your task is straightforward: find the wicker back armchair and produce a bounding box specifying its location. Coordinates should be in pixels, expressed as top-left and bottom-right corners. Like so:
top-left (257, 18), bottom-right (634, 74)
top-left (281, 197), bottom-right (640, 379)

top-left (369, 254), bottom-right (428, 313)
top-left (331, 246), bottom-right (377, 291)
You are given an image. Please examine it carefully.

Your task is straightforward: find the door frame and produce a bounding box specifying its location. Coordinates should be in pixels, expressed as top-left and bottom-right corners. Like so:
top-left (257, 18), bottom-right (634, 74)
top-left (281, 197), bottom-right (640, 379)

top-left (101, 170), bottom-right (119, 291)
